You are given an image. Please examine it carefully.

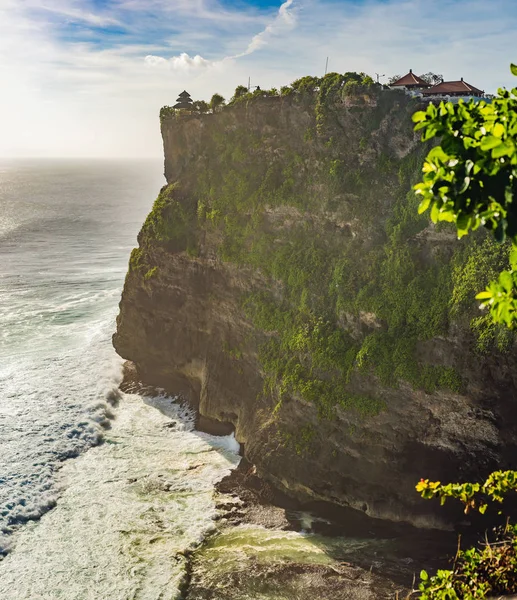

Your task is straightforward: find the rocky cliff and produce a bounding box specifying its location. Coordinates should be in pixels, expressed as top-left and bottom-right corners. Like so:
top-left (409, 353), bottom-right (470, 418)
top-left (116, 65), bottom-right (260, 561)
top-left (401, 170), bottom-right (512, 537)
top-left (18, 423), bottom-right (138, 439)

top-left (114, 80), bottom-right (517, 529)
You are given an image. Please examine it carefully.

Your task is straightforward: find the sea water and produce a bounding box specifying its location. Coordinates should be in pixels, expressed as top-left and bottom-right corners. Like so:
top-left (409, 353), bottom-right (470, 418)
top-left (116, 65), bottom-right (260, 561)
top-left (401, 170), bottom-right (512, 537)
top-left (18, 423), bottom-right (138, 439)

top-left (0, 159), bottom-right (240, 598)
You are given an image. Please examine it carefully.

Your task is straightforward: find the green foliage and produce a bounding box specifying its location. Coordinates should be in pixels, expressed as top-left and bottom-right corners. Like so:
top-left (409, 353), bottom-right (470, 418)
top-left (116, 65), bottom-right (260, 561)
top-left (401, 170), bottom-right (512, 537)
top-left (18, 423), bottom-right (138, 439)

top-left (419, 72), bottom-right (444, 86)
top-left (144, 266), bottom-right (158, 280)
top-left (159, 106), bottom-right (177, 123)
top-left (129, 247), bottom-right (143, 271)
top-left (152, 73), bottom-right (513, 423)
top-left (141, 184), bottom-right (196, 250)
top-left (232, 85), bottom-right (248, 102)
top-left (413, 64), bottom-right (517, 327)
top-left (192, 99), bottom-right (210, 113)
top-left (416, 470), bottom-right (517, 512)
top-left (415, 472), bottom-right (517, 598)
top-left (412, 65), bottom-right (517, 600)
top-left (417, 526), bottom-right (517, 600)
top-left (180, 79), bottom-right (498, 417)
top-left (209, 93), bottom-right (226, 113)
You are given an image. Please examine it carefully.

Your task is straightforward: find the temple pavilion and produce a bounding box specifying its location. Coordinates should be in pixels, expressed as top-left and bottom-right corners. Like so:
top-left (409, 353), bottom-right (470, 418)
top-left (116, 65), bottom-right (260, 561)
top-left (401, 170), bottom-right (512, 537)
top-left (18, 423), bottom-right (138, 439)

top-left (173, 91), bottom-right (193, 110)
top-left (389, 70), bottom-right (432, 91)
top-left (421, 78), bottom-right (484, 98)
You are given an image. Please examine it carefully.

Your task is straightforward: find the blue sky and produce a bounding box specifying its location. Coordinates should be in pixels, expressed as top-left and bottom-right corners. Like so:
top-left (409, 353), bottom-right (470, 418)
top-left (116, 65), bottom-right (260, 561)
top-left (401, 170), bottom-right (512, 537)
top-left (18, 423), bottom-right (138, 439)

top-left (1, 0), bottom-right (517, 157)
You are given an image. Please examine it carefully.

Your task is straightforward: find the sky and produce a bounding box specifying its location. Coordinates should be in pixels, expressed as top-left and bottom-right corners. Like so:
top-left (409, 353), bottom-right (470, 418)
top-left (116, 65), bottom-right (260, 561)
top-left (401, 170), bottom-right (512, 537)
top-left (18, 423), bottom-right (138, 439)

top-left (1, 0), bottom-right (517, 158)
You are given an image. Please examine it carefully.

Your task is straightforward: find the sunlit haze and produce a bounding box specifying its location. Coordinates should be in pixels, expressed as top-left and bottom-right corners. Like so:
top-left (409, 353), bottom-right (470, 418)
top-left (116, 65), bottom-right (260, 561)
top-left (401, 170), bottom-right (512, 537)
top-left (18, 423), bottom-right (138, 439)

top-left (2, 0), bottom-right (517, 158)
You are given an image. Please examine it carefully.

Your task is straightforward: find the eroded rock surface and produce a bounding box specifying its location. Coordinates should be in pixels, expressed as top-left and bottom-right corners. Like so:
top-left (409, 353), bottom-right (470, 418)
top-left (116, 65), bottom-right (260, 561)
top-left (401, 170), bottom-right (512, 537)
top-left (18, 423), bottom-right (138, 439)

top-left (114, 90), bottom-right (517, 528)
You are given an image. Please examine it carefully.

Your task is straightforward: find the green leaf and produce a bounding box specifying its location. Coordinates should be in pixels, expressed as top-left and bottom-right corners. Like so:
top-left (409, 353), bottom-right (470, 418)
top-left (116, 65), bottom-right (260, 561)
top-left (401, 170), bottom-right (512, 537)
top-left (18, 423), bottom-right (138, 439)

top-left (480, 135), bottom-right (503, 151)
top-left (492, 122), bottom-right (505, 138)
top-left (511, 63), bottom-right (517, 76)
top-left (475, 291), bottom-right (493, 300)
top-left (456, 213), bottom-right (470, 231)
top-left (500, 271), bottom-right (513, 293)
top-left (430, 202), bottom-right (440, 223)
top-left (420, 570), bottom-right (429, 581)
top-left (412, 111), bottom-right (427, 123)
top-left (492, 139), bottom-right (515, 158)
top-left (418, 197), bottom-right (431, 214)
top-left (510, 247), bottom-right (517, 270)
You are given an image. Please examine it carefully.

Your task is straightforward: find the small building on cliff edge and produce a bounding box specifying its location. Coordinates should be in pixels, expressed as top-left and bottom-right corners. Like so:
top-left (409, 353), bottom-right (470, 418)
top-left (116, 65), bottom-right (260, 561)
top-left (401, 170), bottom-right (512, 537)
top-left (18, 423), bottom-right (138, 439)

top-left (421, 77), bottom-right (485, 101)
top-left (389, 70), bottom-right (432, 92)
top-left (391, 70), bottom-right (487, 103)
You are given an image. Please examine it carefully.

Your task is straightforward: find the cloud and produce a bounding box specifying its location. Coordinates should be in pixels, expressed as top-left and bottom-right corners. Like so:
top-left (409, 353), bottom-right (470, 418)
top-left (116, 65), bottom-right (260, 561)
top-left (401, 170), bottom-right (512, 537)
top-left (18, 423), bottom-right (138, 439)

top-left (24, 0), bottom-right (122, 27)
top-left (1, 0), bottom-right (517, 158)
top-left (144, 0), bottom-right (298, 72)
top-left (145, 52), bottom-right (214, 70)
top-left (234, 0), bottom-right (297, 58)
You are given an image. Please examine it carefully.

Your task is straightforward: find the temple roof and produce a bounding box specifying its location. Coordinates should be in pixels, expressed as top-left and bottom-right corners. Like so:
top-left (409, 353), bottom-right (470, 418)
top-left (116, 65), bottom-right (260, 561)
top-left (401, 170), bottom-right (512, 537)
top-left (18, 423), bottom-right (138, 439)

top-left (421, 79), bottom-right (484, 96)
top-left (390, 70), bottom-right (431, 88)
top-left (173, 101), bottom-right (193, 109)
top-left (177, 90), bottom-right (191, 98)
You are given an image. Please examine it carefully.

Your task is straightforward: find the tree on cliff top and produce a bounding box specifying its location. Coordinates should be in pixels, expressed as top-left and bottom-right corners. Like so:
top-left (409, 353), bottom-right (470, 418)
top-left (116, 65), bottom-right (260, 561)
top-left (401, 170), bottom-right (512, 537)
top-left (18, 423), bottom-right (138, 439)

top-left (209, 93), bottom-right (226, 113)
top-left (419, 72), bottom-right (444, 85)
top-left (413, 63), bottom-right (517, 328)
top-left (192, 100), bottom-right (210, 113)
top-left (231, 85), bottom-right (249, 102)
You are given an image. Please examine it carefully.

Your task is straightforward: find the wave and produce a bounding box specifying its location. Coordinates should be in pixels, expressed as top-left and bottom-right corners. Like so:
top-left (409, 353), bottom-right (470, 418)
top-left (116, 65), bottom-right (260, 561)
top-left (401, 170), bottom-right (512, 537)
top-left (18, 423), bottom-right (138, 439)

top-left (0, 390), bottom-right (241, 598)
top-left (0, 380), bottom-right (123, 557)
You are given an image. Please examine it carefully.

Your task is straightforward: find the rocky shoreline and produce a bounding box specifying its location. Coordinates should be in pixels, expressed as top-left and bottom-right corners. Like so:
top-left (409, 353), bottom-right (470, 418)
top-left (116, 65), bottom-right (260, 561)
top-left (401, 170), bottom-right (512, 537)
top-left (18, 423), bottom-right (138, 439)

top-left (120, 365), bottom-right (456, 599)
top-left (184, 456), bottom-right (460, 599)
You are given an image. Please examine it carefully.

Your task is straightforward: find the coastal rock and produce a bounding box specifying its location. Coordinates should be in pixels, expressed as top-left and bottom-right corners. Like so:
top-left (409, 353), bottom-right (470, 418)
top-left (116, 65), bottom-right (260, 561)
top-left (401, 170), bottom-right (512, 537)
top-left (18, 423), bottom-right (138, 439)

top-left (114, 89), bottom-right (517, 528)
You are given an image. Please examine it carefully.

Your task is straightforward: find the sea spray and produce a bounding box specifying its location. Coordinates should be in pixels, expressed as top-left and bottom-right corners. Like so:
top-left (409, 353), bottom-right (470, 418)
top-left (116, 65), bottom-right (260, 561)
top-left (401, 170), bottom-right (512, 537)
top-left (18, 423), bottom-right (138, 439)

top-left (0, 158), bottom-right (165, 557)
top-left (0, 391), bottom-right (240, 599)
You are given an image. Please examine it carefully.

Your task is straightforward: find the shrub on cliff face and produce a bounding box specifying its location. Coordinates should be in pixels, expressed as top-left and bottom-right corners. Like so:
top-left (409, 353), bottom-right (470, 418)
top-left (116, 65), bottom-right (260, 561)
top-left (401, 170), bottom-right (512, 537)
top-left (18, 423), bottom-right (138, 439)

top-left (140, 184), bottom-right (196, 252)
top-left (414, 472), bottom-right (517, 599)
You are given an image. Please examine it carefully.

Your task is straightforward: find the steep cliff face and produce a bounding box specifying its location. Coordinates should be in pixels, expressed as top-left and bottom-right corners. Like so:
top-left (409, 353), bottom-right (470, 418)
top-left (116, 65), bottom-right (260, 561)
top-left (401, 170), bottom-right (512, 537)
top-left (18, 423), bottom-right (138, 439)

top-left (114, 87), bottom-right (517, 528)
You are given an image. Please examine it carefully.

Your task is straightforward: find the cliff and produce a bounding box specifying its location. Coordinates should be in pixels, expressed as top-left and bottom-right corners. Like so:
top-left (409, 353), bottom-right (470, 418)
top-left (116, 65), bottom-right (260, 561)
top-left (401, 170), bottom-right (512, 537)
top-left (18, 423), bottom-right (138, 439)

top-left (114, 81), bottom-right (517, 529)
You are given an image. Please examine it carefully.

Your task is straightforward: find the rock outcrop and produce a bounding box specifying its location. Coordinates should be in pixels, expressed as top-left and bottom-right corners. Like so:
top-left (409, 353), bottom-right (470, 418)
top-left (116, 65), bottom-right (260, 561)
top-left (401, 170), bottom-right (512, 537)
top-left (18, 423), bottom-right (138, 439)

top-left (114, 86), bottom-right (517, 529)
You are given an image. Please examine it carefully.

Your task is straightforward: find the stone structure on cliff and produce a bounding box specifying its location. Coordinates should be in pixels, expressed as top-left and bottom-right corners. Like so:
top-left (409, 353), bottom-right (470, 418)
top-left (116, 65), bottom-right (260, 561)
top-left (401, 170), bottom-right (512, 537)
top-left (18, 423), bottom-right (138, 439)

top-left (114, 81), bottom-right (517, 530)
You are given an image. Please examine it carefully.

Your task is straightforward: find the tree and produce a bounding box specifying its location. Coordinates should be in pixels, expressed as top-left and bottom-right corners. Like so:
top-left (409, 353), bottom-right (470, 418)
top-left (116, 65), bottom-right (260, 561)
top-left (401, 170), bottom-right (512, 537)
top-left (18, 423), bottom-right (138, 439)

top-left (290, 75), bottom-right (320, 94)
top-left (413, 63), bottom-right (517, 327)
top-left (231, 85), bottom-right (248, 102)
top-left (192, 100), bottom-right (209, 113)
top-left (388, 74), bottom-right (402, 85)
top-left (419, 72), bottom-right (444, 85)
top-left (209, 93), bottom-right (226, 113)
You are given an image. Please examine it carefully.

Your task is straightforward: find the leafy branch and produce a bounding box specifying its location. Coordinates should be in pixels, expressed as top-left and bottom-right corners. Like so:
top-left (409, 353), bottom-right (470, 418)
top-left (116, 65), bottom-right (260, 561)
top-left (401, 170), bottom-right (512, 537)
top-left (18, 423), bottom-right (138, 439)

top-left (412, 64), bottom-right (517, 327)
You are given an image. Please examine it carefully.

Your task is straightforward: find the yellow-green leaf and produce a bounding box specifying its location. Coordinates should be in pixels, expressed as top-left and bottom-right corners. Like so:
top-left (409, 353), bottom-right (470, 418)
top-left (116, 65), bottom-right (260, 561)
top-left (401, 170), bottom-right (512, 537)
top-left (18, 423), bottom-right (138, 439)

top-left (475, 291), bottom-right (493, 300)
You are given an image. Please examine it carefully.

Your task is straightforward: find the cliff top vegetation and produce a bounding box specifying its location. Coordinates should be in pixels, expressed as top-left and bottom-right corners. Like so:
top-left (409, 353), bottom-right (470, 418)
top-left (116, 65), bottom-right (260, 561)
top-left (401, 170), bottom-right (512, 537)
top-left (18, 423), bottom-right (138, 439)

top-left (159, 71), bottom-right (380, 123)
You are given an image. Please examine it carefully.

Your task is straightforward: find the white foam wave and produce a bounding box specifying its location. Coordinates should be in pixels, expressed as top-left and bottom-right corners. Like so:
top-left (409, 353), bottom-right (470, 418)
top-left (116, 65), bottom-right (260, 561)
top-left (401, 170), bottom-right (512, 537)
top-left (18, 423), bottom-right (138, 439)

top-left (0, 392), bottom-right (241, 598)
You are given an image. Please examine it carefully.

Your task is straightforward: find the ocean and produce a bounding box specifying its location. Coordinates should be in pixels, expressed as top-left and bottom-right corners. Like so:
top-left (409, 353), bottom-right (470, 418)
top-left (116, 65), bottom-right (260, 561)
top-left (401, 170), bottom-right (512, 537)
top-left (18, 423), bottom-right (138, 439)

top-left (0, 159), bottom-right (450, 600)
top-left (0, 159), bottom-right (240, 598)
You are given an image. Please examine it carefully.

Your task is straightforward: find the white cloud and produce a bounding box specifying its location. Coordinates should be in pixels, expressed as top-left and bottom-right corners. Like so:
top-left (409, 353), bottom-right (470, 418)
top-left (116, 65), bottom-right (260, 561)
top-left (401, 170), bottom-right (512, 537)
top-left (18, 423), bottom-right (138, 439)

top-left (234, 0), bottom-right (297, 57)
top-left (0, 0), bottom-right (516, 158)
top-left (144, 0), bottom-right (298, 72)
top-left (145, 52), bottom-right (214, 70)
top-left (34, 1), bottom-right (122, 27)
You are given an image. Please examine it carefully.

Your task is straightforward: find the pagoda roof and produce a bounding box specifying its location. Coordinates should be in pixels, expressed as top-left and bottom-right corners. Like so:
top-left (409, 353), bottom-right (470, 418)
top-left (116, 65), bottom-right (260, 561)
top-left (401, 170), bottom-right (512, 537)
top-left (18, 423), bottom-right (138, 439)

top-left (421, 79), bottom-right (484, 96)
top-left (177, 90), bottom-right (191, 98)
top-left (173, 101), bottom-right (193, 109)
top-left (390, 70), bottom-right (431, 88)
